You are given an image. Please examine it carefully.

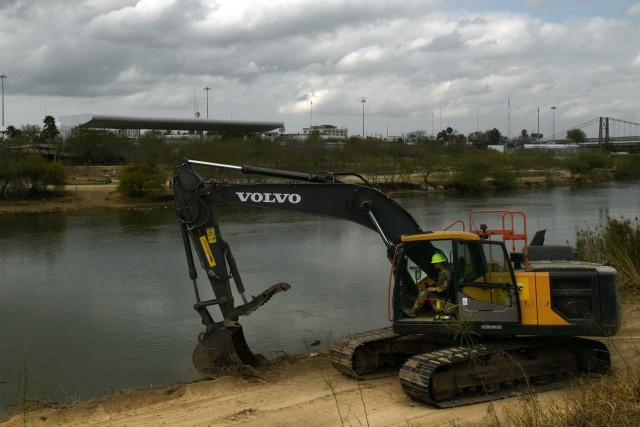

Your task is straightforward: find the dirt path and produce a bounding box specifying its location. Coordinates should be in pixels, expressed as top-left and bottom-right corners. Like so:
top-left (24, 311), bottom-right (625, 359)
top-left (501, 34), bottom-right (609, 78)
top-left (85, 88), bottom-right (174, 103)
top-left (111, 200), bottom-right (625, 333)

top-left (0, 353), bottom-right (557, 427)
top-left (1, 305), bottom-right (638, 427)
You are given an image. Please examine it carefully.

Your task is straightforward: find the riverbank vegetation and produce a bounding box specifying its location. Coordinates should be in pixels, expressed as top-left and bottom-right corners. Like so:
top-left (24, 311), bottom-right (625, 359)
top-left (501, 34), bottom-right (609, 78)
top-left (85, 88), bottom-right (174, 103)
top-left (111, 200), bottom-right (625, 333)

top-left (576, 217), bottom-right (640, 296)
top-left (1, 130), bottom-right (639, 201)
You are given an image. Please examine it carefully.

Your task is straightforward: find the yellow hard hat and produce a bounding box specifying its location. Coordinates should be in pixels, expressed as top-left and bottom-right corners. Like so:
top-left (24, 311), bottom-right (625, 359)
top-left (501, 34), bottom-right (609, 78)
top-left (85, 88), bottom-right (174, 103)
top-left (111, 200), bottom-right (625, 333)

top-left (431, 253), bottom-right (447, 264)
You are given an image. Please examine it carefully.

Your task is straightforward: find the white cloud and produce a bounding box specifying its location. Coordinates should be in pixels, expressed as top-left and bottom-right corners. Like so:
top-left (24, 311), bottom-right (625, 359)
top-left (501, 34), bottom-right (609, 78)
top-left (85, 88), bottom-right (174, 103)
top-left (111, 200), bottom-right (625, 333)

top-left (625, 2), bottom-right (640, 16)
top-left (1, 0), bottom-right (639, 136)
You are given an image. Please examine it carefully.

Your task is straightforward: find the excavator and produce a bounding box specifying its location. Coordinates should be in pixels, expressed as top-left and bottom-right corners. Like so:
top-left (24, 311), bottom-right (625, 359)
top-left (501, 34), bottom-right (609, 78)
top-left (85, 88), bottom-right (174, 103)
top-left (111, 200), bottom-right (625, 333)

top-left (172, 159), bottom-right (621, 407)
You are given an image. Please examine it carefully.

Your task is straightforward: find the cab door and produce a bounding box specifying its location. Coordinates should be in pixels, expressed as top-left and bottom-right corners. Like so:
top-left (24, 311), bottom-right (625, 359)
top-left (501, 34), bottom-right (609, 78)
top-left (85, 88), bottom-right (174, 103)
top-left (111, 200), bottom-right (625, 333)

top-left (455, 241), bottom-right (519, 324)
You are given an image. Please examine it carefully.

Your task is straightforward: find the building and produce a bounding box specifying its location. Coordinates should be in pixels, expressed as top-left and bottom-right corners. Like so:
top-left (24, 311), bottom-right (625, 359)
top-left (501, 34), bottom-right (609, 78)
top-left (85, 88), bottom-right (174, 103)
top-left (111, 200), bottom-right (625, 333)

top-left (302, 124), bottom-right (348, 138)
top-left (58, 114), bottom-right (284, 139)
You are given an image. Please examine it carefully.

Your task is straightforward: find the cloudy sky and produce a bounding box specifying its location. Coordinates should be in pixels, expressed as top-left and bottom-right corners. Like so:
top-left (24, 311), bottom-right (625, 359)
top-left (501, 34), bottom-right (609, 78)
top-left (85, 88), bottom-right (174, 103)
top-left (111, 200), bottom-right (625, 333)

top-left (1, 0), bottom-right (639, 138)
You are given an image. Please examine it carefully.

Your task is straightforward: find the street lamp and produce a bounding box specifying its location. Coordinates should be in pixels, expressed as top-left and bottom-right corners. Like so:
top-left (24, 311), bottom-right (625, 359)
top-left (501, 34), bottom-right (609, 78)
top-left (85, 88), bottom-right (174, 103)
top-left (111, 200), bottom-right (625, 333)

top-left (1, 74), bottom-right (6, 127)
top-left (310, 100), bottom-right (313, 130)
top-left (361, 97), bottom-right (366, 138)
top-left (204, 87), bottom-right (211, 119)
top-left (551, 106), bottom-right (557, 140)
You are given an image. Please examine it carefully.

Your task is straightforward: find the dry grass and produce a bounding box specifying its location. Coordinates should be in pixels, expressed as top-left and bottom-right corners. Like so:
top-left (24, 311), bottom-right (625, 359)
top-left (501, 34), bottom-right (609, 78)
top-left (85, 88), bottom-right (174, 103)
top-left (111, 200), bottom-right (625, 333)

top-left (575, 217), bottom-right (640, 293)
top-left (451, 367), bottom-right (640, 427)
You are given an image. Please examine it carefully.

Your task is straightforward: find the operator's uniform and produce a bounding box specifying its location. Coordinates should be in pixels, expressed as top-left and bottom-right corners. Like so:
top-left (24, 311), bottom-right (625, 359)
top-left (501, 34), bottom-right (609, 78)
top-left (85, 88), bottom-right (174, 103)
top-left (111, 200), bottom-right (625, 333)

top-left (404, 264), bottom-right (451, 317)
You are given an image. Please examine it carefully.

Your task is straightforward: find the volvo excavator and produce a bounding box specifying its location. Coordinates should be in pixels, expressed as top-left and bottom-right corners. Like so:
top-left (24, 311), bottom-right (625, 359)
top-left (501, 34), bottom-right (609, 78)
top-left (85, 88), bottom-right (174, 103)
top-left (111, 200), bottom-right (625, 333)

top-left (172, 159), bottom-right (621, 407)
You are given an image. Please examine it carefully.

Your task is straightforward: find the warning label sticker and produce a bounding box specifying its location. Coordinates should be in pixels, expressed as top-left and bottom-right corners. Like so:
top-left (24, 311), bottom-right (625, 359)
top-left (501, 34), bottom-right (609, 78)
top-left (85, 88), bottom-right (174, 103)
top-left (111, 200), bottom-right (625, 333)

top-left (199, 235), bottom-right (216, 267)
top-left (206, 227), bottom-right (217, 244)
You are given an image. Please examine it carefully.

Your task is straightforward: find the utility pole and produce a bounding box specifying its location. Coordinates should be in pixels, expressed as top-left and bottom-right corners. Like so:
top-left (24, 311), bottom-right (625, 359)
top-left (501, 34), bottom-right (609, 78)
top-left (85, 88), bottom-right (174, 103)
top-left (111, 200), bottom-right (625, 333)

top-left (361, 97), bottom-right (366, 138)
top-left (507, 98), bottom-right (511, 140)
top-left (551, 106), bottom-right (557, 140)
top-left (1, 74), bottom-right (6, 127)
top-left (204, 87), bottom-right (211, 119)
top-left (431, 111), bottom-right (434, 137)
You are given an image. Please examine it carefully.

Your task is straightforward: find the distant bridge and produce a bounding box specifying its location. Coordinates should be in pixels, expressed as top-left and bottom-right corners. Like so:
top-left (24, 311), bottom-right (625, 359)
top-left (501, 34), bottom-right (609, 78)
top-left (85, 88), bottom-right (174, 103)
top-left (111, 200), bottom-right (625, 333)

top-left (540, 117), bottom-right (640, 151)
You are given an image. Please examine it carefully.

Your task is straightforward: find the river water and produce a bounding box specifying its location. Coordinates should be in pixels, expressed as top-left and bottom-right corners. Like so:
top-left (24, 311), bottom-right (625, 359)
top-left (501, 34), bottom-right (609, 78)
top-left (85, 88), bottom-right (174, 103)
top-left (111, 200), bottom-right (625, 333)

top-left (1, 181), bottom-right (638, 410)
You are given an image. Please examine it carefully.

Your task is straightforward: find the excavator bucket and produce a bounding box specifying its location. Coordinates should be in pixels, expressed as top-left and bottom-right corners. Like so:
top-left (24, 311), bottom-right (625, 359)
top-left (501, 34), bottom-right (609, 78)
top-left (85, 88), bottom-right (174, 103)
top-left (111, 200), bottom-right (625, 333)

top-left (192, 324), bottom-right (268, 379)
top-left (191, 282), bottom-right (291, 379)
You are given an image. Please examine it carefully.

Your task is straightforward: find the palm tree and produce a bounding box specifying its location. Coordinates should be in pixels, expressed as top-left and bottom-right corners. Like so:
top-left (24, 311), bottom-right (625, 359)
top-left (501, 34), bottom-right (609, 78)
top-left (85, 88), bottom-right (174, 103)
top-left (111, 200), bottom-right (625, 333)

top-left (42, 115), bottom-right (59, 142)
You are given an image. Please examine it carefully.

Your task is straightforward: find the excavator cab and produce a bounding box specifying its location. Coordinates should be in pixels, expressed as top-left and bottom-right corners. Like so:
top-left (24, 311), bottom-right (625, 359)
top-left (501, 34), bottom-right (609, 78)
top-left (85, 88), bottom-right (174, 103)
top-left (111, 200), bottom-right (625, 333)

top-left (393, 231), bottom-right (520, 329)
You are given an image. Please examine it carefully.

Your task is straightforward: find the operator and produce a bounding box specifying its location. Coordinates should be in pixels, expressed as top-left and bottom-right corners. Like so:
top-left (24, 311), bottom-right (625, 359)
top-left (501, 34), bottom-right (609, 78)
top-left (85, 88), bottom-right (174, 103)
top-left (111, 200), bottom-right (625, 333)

top-left (403, 253), bottom-right (451, 318)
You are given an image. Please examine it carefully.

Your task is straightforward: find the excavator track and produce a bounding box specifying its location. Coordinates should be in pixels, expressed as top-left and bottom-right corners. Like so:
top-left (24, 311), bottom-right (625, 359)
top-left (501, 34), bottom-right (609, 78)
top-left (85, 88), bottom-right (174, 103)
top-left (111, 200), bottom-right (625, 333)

top-left (399, 337), bottom-right (611, 408)
top-left (329, 327), bottom-right (452, 379)
top-left (329, 327), bottom-right (401, 378)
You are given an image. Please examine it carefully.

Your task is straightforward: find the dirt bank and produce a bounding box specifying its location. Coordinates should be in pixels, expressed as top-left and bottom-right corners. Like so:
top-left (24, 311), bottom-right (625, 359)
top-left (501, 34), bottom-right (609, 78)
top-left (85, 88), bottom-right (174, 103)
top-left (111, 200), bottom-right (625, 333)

top-left (0, 185), bottom-right (173, 214)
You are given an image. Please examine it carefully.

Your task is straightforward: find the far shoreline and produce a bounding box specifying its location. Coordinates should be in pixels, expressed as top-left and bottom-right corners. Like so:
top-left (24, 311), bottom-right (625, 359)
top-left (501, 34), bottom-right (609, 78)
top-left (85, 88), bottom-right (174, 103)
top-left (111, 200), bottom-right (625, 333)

top-left (0, 171), bottom-right (615, 215)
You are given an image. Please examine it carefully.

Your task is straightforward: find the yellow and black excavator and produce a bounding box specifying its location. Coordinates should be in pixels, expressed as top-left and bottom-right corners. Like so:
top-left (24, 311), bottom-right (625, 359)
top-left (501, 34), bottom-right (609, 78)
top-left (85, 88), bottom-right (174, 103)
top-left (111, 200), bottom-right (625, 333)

top-left (172, 159), bottom-right (621, 407)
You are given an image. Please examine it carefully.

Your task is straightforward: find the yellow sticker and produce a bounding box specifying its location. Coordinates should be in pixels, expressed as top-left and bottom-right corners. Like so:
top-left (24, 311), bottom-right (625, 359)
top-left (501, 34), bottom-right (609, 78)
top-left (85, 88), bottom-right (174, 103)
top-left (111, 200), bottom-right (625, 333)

top-left (517, 277), bottom-right (530, 300)
top-left (199, 235), bottom-right (216, 267)
top-left (206, 227), bottom-right (217, 244)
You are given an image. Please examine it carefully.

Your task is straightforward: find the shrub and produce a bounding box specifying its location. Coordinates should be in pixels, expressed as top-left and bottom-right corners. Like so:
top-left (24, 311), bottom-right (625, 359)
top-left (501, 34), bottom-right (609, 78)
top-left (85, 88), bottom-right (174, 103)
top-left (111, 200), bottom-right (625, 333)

top-left (15, 156), bottom-right (67, 195)
top-left (563, 150), bottom-right (608, 178)
top-left (611, 154), bottom-right (640, 181)
top-left (490, 167), bottom-right (517, 191)
top-left (450, 161), bottom-right (489, 193)
top-left (575, 217), bottom-right (640, 292)
top-left (117, 163), bottom-right (167, 196)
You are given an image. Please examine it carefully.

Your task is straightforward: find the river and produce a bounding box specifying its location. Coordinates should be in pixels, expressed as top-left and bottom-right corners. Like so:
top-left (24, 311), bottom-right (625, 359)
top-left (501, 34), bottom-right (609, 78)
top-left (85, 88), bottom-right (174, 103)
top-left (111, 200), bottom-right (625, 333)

top-left (0, 181), bottom-right (638, 411)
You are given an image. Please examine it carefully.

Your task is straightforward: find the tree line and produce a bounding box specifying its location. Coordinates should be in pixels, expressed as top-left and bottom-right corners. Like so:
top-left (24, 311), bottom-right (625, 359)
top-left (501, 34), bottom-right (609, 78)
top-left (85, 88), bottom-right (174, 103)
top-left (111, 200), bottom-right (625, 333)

top-left (0, 119), bottom-right (637, 199)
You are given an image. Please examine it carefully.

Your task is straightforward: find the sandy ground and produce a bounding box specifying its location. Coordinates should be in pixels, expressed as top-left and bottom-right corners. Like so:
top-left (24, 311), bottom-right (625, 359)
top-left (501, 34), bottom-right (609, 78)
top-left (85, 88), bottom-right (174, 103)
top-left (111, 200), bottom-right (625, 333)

top-left (1, 305), bottom-right (638, 427)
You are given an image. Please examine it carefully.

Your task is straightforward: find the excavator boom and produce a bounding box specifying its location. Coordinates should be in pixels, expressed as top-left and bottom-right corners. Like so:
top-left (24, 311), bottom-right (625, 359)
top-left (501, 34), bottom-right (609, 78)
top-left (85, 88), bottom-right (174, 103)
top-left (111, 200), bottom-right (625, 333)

top-left (172, 160), bottom-right (421, 378)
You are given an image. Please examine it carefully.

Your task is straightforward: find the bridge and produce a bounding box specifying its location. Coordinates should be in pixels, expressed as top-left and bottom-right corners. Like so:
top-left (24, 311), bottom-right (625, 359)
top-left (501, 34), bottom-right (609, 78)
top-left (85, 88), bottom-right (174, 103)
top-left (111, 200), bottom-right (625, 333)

top-left (540, 117), bottom-right (640, 152)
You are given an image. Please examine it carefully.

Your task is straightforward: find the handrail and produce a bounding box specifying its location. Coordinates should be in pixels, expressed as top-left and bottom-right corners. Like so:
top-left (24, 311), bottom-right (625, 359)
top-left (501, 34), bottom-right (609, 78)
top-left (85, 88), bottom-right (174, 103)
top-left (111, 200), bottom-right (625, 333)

top-left (466, 209), bottom-right (529, 269)
top-left (443, 219), bottom-right (465, 231)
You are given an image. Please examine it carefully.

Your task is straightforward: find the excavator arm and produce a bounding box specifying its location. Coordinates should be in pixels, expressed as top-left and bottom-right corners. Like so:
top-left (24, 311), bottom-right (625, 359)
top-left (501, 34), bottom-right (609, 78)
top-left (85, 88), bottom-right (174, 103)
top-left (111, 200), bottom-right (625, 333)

top-left (172, 159), bottom-right (422, 378)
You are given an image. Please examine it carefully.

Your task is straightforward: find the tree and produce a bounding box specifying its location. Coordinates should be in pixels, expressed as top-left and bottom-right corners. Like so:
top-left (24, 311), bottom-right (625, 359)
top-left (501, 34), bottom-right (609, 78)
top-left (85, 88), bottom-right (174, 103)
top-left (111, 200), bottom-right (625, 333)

top-left (41, 115), bottom-right (60, 141)
top-left (20, 124), bottom-right (43, 143)
top-left (117, 163), bottom-right (167, 196)
top-left (486, 128), bottom-right (503, 145)
top-left (66, 129), bottom-right (131, 164)
top-left (566, 128), bottom-right (587, 143)
top-left (5, 125), bottom-right (20, 139)
top-left (0, 153), bottom-right (19, 197)
top-left (436, 127), bottom-right (454, 145)
top-left (20, 155), bottom-right (66, 194)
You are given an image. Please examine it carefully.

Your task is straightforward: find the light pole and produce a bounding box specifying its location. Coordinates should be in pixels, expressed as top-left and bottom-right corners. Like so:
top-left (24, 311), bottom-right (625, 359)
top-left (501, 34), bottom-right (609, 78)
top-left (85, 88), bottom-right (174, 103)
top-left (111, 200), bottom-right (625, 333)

top-left (310, 100), bottom-right (313, 130)
top-left (361, 97), bottom-right (366, 138)
top-left (1, 74), bottom-right (6, 127)
top-left (204, 87), bottom-right (211, 119)
top-left (551, 106), bottom-right (557, 140)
